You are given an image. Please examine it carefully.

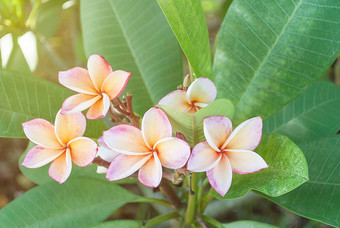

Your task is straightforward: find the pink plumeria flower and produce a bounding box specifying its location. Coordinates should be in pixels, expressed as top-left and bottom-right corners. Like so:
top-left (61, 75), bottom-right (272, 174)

top-left (103, 107), bottom-right (191, 187)
top-left (96, 137), bottom-right (118, 174)
top-left (187, 116), bottom-right (268, 196)
top-left (59, 54), bottom-right (131, 119)
top-left (21, 111), bottom-right (98, 183)
top-left (158, 77), bottom-right (216, 113)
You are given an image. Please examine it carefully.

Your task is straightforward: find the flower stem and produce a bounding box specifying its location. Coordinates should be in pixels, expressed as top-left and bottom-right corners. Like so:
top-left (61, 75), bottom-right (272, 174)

top-left (143, 212), bottom-right (179, 228)
top-left (185, 172), bottom-right (198, 225)
top-left (133, 197), bottom-right (172, 209)
top-left (112, 94), bottom-right (140, 128)
top-left (92, 157), bottom-right (110, 168)
top-left (200, 189), bottom-right (215, 213)
top-left (159, 179), bottom-right (183, 210)
top-left (201, 215), bottom-right (221, 228)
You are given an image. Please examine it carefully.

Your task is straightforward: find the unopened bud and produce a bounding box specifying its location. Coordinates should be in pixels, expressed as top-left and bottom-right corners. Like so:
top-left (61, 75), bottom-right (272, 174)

top-left (183, 74), bottom-right (191, 88)
top-left (176, 132), bottom-right (188, 143)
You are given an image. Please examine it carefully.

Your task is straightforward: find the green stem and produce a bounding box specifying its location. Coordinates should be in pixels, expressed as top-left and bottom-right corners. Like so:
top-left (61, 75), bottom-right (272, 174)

top-left (189, 63), bottom-right (195, 83)
top-left (197, 177), bottom-right (204, 214)
top-left (133, 197), bottom-right (172, 209)
top-left (26, 0), bottom-right (41, 29)
top-left (200, 189), bottom-right (215, 213)
top-left (202, 215), bottom-right (221, 228)
top-left (143, 212), bottom-right (179, 228)
top-left (185, 172), bottom-right (198, 225)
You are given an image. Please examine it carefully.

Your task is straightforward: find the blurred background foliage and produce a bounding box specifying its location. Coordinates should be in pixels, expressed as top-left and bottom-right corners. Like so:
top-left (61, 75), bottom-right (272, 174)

top-left (0, 0), bottom-right (338, 227)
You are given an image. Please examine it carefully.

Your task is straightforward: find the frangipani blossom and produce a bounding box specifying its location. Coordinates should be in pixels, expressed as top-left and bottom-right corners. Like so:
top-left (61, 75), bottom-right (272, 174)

top-left (104, 107), bottom-right (191, 187)
top-left (21, 111), bottom-right (97, 183)
top-left (187, 116), bottom-right (268, 196)
top-left (158, 77), bottom-right (216, 113)
top-left (96, 137), bottom-right (118, 174)
top-left (59, 54), bottom-right (131, 119)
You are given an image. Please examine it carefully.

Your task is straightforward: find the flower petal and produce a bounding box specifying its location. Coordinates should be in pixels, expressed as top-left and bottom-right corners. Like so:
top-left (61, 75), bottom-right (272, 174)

top-left (158, 90), bottom-right (191, 112)
top-left (187, 77), bottom-right (216, 105)
top-left (68, 137), bottom-right (98, 167)
top-left (204, 116), bottom-right (232, 152)
top-left (86, 93), bottom-right (110, 120)
top-left (61, 94), bottom-right (101, 115)
top-left (58, 67), bottom-right (98, 95)
top-left (97, 146), bottom-right (119, 163)
top-left (87, 55), bottom-right (112, 91)
top-left (187, 141), bottom-right (221, 172)
top-left (97, 136), bottom-right (108, 148)
top-left (154, 137), bottom-right (190, 169)
top-left (106, 154), bottom-right (152, 181)
top-left (103, 124), bottom-right (150, 155)
top-left (138, 152), bottom-right (162, 188)
top-left (101, 70), bottom-right (131, 100)
top-left (142, 107), bottom-right (172, 149)
top-left (222, 117), bottom-right (262, 150)
top-left (97, 166), bottom-right (108, 174)
top-left (49, 149), bottom-right (72, 184)
top-left (55, 110), bottom-right (86, 145)
top-left (207, 154), bottom-right (232, 197)
top-left (21, 146), bottom-right (64, 168)
top-left (225, 149), bottom-right (268, 174)
top-left (22, 119), bottom-right (62, 149)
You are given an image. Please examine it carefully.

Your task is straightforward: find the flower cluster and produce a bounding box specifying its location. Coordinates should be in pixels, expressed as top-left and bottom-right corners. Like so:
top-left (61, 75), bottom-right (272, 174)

top-left (22, 55), bottom-right (267, 196)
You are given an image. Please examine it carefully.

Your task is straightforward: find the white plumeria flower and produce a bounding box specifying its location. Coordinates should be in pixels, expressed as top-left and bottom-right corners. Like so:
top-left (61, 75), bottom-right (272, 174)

top-left (158, 77), bottom-right (217, 113)
top-left (22, 111), bottom-right (97, 183)
top-left (103, 107), bottom-right (191, 188)
top-left (187, 116), bottom-right (268, 196)
top-left (59, 54), bottom-right (130, 119)
top-left (95, 137), bottom-right (119, 174)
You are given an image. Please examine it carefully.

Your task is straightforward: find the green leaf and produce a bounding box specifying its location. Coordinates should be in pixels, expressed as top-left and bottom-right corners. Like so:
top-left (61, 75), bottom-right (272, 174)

top-left (35, 0), bottom-right (66, 38)
top-left (19, 142), bottom-right (138, 185)
top-left (157, 0), bottom-right (212, 78)
top-left (222, 220), bottom-right (277, 228)
top-left (0, 178), bottom-right (141, 228)
top-left (158, 98), bottom-right (234, 147)
top-left (91, 220), bottom-right (141, 228)
top-left (216, 133), bottom-right (308, 199)
top-left (81, 0), bottom-right (182, 114)
top-left (213, 0), bottom-right (340, 124)
top-left (265, 136), bottom-right (340, 227)
top-left (263, 81), bottom-right (340, 143)
top-left (0, 69), bottom-right (106, 138)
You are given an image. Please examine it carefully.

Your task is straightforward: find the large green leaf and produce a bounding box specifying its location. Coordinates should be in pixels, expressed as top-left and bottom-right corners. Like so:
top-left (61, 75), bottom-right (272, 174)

top-left (265, 136), bottom-right (340, 227)
top-left (81, 0), bottom-right (182, 114)
top-left (213, 0), bottom-right (340, 124)
top-left (157, 0), bottom-right (212, 78)
top-left (263, 81), bottom-right (340, 143)
top-left (158, 98), bottom-right (234, 147)
top-left (19, 142), bottom-right (138, 185)
top-left (215, 133), bottom-right (308, 199)
top-left (0, 69), bottom-right (106, 138)
top-left (91, 220), bottom-right (141, 228)
top-left (0, 178), bottom-right (140, 228)
top-left (222, 221), bottom-right (277, 228)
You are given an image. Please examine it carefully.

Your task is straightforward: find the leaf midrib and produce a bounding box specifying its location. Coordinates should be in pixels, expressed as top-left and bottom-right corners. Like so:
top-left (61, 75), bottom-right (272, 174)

top-left (268, 98), bottom-right (340, 133)
top-left (107, 0), bottom-right (154, 104)
top-left (235, 0), bottom-right (303, 110)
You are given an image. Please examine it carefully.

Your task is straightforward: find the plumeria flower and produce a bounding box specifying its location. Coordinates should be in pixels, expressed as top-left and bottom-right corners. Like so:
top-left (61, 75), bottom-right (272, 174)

top-left (158, 77), bottom-right (216, 113)
top-left (103, 107), bottom-right (191, 187)
top-left (21, 111), bottom-right (97, 183)
top-left (96, 137), bottom-right (118, 174)
top-left (59, 54), bottom-right (131, 119)
top-left (187, 116), bottom-right (268, 196)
